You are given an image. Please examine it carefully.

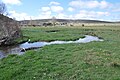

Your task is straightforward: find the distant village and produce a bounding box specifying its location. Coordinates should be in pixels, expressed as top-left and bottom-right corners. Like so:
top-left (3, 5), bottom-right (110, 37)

top-left (18, 17), bottom-right (75, 27)
top-left (18, 17), bottom-right (115, 27)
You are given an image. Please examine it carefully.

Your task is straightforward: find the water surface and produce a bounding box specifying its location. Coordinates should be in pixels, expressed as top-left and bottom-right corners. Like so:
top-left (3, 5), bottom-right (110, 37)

top-left (0, 35), bottom-right (103, 58)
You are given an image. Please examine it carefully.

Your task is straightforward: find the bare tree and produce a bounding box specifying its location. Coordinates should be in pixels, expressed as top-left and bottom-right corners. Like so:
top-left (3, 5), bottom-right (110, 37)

top-left (0, 2), bottom-right (22, 45)
top-left (0, 2), bottom-right (6, 14)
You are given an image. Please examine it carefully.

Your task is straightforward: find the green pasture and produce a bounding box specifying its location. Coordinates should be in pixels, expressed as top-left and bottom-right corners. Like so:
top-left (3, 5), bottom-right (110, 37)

top-left (0, 25), bottom-right (120, 80)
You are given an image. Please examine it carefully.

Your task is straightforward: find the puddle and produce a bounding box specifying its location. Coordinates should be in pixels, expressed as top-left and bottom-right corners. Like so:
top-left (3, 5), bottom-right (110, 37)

top-left (45, 30), bottom-right (60, 33)
top-left (0, 35), bottom-right (103, 58)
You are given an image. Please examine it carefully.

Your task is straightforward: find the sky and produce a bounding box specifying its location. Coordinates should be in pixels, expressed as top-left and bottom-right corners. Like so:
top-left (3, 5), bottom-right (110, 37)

top-left (0, 0), bottom-right (120, 21)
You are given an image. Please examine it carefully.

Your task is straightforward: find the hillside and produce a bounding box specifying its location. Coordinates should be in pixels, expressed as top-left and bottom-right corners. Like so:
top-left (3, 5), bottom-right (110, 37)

top-left (0, 14), bottom-right (21, 45)
top-left (19, 19), bottom-right (112, 26)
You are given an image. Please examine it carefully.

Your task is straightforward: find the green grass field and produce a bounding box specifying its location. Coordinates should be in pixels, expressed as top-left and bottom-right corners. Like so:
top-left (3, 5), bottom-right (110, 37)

top-left (0, 25), bottom-right (120, 80)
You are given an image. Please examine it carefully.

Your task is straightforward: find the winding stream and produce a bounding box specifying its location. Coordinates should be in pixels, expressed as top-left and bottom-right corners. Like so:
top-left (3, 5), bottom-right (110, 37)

top-left (0, 35), bottom-right (103, 58)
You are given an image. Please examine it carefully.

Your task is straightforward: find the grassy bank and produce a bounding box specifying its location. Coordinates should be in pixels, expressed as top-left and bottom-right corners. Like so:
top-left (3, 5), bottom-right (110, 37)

top-left (0, 25), bottom-right (120, 80)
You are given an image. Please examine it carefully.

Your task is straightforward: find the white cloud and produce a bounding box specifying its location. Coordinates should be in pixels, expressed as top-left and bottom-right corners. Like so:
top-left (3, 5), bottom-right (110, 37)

top-left (56, 13), bottom-right (67, 19)
top-left (7, 0), bottom-right (114, 21)
top-left (74, 10), bottom-right (110, 19)
top-left (68, 7), bottom-right (74, 12)
top-left (38, 13), bottom-right (52, 19)
top-left (41, 7), bottom-right (50, 12)
top-left (9, 9), bottom-right (110, 21)
top-left (9, 10), bottom-right (52, 20)
top-left (51, 6), bottom-right (64, 13)
top-left (2, 0), bottom-right (21, 5)
top-left (38, 7), bottom-right (52, 19)
top-left (111, 3), bottom-right (120, 12)
top-left (41, 10), bottom-right (51, 16)
top-left (55, 13), bottom-right (74, 19)
top-left (49, 1), bottom-right (60, 5)
top-left (100, 1), bottom-right (109, 9)
top-left (69, 0), bottom-right (110, 9)
top-left (39, 2), bottom-right (64, 19)
top-left (112, 8), bottom-right (120, 12)
top-left (9, 11), bottom-right (32, 20)
top-left (87, 1), bottom-right (99, 8)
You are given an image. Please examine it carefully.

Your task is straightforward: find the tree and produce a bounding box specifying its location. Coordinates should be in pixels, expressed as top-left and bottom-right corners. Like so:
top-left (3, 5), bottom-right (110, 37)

top-left (52, 16), bottom-right (56, 26)
top-left (0, 2), bottom-right (6, 14)
top-left (0, 2), bottom-right (22, 45)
